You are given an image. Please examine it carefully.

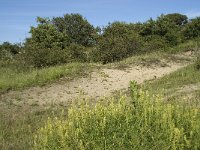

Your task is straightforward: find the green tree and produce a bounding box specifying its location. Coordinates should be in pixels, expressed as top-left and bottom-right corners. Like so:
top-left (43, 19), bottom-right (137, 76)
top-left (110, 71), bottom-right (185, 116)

top-left (0, 42), bottom-right (20, 55)
top-left (164, 13), bottom-right (188, 26)
top-left (24, 17), bottom-right (70, 67)
top-left (140, 14), bottom-right (185, 46)
top-left (183, 17), bottom-right (200, 39)
top-left (93, 22), bottom-right (142, 63)
top-left (28, 17), bottom-right (69, 49)
top-left (140, 18), bottom-right (156, 36)
top-left (52, 14), bottom-right (98, 47)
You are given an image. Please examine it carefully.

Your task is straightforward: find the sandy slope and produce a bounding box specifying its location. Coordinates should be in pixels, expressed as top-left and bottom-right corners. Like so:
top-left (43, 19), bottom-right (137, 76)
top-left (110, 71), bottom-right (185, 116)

top-left (0, 53), bottom-right (194, 108)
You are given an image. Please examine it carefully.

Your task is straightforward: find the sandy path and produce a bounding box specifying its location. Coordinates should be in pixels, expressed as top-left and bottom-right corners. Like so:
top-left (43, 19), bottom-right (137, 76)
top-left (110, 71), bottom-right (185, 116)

top-left (0, 54), bottom-right (193, 108)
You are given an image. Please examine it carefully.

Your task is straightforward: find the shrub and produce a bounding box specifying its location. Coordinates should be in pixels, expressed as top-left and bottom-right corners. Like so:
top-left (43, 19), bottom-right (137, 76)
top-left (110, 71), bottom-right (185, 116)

top-left (67, 44), bottom-right (87, 62)
top-left (33, 82), bottom-right (200, 150)
top-left (195, 38), bottom-right (200, 70)
top-left (196, 56), bottom-right (200, 70)
top-left (25, 45), bottom-right (69, 68)
top-left (142, 35), bottom-right (167, 52)
top-left (93, 34), bottom-right (142, 64)
top-left (52, 13), bottom-right (98, 47)
top-left (183, 17), bottom-right (200, 40)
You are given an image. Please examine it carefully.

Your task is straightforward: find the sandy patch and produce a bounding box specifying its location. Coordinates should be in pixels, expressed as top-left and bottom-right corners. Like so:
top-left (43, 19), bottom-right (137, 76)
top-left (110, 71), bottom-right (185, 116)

top-left (1, 57), bottom-right (192, 107)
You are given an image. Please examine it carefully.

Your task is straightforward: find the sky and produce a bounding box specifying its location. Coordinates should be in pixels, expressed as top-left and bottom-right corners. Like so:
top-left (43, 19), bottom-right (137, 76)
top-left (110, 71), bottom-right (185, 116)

top-left (0, 0), bottom-right (200, 43)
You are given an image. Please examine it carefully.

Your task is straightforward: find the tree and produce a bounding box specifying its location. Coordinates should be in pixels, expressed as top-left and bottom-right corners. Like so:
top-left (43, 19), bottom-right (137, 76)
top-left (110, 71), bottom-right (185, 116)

top-left (164, 13), bottom-right (188, 26)
top-left (0, 42), bottom-right (20, 55)
top-left (28, 17), bottom-right (69, 49)
top-left (93, 22), bottom-right (142, 63)
top-left (140, 14), bottom-right (185, 46)
top-left (24, 17), bottom-right (70, 67)
top-left (52, 14), bottom-right (98, 47)
top-left (140, 18), bottom-right (157, 36)
top-left (183, 17), bottom-right (200, 39)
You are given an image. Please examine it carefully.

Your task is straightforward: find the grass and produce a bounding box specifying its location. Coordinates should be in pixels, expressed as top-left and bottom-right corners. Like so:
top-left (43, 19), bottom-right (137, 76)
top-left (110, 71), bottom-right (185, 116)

top-left (0, 106), bottom-right (67, 150)
top-left (143, 64), bottom-right (200, 105)
top-left (1, 63), bottom-right (199, 150)
top-left (0, 62), bottom-right (94, 93)
top-left (33, 81), bottom-right (200, 150)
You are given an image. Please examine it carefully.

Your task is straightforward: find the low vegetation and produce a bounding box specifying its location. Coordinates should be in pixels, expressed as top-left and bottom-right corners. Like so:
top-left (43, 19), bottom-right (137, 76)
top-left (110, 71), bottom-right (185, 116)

top-left (0, 62), bottom-right (92, 92)
top-left (33, 82), bottom-right (200, 150)
top-left (144, 64), bottom-right (200, 106)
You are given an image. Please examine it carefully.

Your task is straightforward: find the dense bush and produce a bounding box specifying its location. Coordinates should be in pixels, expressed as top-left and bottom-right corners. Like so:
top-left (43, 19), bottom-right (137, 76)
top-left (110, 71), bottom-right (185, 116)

top-left (25, 45), bottom-right (70, 67)
top-left (0, 42), bottom-right (21, 60)
top-left (33, 82), bottom-right (200, 149)
top-left (24, 15), bottom-right (97, 67)
top-left (3, 13), bottom-right (200, 67)
top-left (52, 13), bottom-right (98, 47)
top-left (67, 44), bottom-right (87, 62)
top-left (183, 17), bottom-right (200, 40)
top-left (92, 22), bottom-right (142, 63)
top-left (196, 56), bottom-right (200, 70)
top-left (141, 35), bottom-right (167, 52)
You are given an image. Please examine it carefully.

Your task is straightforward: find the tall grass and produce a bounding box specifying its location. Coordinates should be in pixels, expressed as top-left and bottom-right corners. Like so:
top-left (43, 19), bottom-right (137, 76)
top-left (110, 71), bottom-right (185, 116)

top-left (0, 62), bottom-right (92, 92)
top-left (33, 81), bottom-right (200, 150)
top-left (144, 64), bottom-right (200, 91)
top-left (143, 64), bottom-right (200, 103)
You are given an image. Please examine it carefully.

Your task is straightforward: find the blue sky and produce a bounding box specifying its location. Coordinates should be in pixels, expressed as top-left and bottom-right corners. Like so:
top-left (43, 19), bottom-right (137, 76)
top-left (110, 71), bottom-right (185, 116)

top-left (0, 0), bottom-right (200, 43)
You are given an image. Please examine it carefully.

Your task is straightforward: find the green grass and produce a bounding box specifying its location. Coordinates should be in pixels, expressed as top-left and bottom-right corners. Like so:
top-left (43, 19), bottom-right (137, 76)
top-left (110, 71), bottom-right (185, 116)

top-left (143, 64), bottom-right (200, 104)
top-left (0, 62), bottom-right (93, 93)
top-left (144, 64), bottom-right (200, 91)
top-left (0, 106), bottom-right (67, 150)
top-left (167, 40), bottom-right (197, 54)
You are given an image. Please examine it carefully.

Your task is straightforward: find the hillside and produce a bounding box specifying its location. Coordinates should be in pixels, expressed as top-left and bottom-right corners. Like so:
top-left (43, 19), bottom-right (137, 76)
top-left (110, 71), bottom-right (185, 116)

top-left (1, 49), bottom-right (199, 149)
top-left (1, 51), bottom-right (194, 108)
top-left (0, 11), bottom-right (200, 149)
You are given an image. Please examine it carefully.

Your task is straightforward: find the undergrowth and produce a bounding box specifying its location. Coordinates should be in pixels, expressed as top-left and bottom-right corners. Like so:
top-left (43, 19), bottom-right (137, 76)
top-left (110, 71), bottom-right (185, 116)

top-left (33, 81), bottom-right (200, 150)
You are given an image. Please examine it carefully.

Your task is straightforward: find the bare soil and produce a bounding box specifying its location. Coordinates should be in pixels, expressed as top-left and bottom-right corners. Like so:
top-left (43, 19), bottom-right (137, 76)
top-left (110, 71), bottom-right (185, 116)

top-left (0, 52), bottom-right (194, 109)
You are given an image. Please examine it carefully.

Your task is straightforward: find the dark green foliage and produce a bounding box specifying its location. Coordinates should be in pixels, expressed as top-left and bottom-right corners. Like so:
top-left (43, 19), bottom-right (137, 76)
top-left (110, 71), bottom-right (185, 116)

top-left (25, 45), bottom-right (69, 67)
top-left (196, 56), bottom-right (200, 70)
top-left (140, 18), bottom-right (157, 36)
top-left (24, 15), bottom-right (97, 67)
top-left (140, 13), bottom-right (188, 47)
top-left (183, 17), bottom-right (200, 39)
top-left (52, 13), bottom-right (98, 47)
top-left (67, 44), bottom-right (87, 62)
top-left (0, 42), bottom-right (21, 60)
top-left (28, 17), bottom-right (70, 49)
top-left (93, 22), bottom-right (142, 63)
top-left (0, 42), bottom-right (21, 55)
top-left (24, 18), bottom-right (70, 67)
top-left (142, 35), bottom-right (167, 52)
top-left (195, 38), bottom-right (200, 70)
top-left (2, 13), bottom-right (200, 67)
top-left (164, 30), bottom-right (181, 46)
top-left (164, 13), bottom-right (188, 26)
